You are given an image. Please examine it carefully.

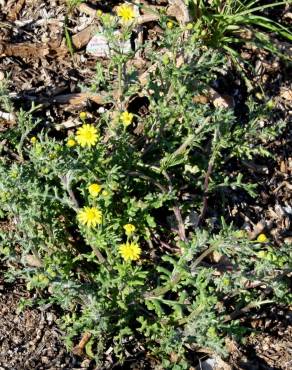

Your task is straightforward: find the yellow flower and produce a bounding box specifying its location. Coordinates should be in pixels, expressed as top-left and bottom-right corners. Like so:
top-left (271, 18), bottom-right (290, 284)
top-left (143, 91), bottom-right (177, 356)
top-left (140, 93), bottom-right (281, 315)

top-left (79, 111), bottom-right (87, 121)
top-left (77, 207), bottom-right (102, 228)
top-left (167, 21), bottom-right (174, 29)
top-left (123, 223), bottom-right (136, 236)
top-left (96, 9), bottom-right (103, 17)
top-left (257, 233), bottom-right (268, 243)
top-left (102, 190), bottom-right (109, 197)
top-left (88, 183), bottom-right (102, 197)
top-left (30, 136), bottom-right (37, 144)
top-left (116, 4), bottom-right (135, 24)
top-left (186, 23), bottom-right (193, 30)
top-left (120, 111), bottom-right (133, 127)
top-left (76, 124), bottom-right (99, 148)
top-left (67, 138), bottom-right (76, 148)
top-left (119, 242), bottom-right (141, 261)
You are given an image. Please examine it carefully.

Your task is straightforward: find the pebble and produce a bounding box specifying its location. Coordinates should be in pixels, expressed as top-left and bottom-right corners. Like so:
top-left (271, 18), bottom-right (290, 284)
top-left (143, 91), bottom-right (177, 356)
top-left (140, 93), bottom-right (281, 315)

top-left (0, 71), bottom-right (5, 81)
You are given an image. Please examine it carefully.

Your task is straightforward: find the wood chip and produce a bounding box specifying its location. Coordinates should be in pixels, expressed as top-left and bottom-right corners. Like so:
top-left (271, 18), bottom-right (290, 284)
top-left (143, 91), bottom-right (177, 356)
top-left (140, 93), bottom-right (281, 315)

top-left (209, 88), bottom-right (235, 109)
top-left (78, 3), bottom-right (96, 18)
top-left (0, 42), bottom-right (50, 58)
top-left (51, 92), bottom-right (107, 106)
top-left (6, 0), bottom-right (25, 21)
top-left (280, 87), bottom-right (292, 101)
top-left (137, 13), bottom-right (160, 25)
top-left (72, 25), bottom-right (97, 50)
top-left (167, 0), bottom-right (192, 24)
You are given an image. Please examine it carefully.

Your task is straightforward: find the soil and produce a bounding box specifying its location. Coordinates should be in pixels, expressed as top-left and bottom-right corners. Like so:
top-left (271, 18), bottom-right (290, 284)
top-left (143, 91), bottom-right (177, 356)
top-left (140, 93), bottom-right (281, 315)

top-left (228, 308), bottom-right (292, 370)
top-left (0, 272), bottom-right (87, 370)
top-left (0, 0), bottom-right (291, 369)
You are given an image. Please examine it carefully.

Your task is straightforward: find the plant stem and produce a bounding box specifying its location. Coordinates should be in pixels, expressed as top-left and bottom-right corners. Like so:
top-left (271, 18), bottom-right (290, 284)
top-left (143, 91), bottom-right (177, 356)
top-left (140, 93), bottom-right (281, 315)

top-left (198, 128), bottom-right (219, 226)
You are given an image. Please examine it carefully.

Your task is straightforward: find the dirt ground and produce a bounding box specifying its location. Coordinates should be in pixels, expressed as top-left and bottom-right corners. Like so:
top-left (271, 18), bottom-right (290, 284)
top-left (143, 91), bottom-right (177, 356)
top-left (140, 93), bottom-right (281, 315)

top-left (0, 0), bottom-right (291, 369)
top-left (0, 273), bottom-right (87, 370)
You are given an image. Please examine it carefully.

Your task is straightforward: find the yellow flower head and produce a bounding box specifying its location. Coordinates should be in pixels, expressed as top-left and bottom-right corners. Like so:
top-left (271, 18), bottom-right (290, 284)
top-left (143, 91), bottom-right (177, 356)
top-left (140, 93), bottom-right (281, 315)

top-left (67, 138), bottom-right (76, 148)
top-left (167, 21), bottom-right (174, 29)
top-left (96, 9), bottom-right (103, 17)
top-left (79, 111), bottom-right (87, 121)
top-left (120, 111), bottom-right (133, 127)
top-left (123, 223), bottom-right (136, 236)
top-left (77, 207), bottom-right (102, 228)
top-left (119, 242), bottom-right (141, 261)
top-left (257, 233), bottom-right (268, 243)
top-left (30, 136), bottom-right (37, 144)
top-left (116, 4), bottom-right (135, 24)
top-left (88, 183), bottom-right (102, 197)
top-left (76, 124), bottom-right (99, 148)
top-left (102, 190), bottom-right (109, 197)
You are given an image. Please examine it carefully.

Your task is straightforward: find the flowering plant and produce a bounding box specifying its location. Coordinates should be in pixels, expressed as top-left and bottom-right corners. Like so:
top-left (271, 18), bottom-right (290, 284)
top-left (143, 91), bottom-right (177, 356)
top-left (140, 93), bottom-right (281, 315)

top-left (0, 3), bottom-right (290, 369)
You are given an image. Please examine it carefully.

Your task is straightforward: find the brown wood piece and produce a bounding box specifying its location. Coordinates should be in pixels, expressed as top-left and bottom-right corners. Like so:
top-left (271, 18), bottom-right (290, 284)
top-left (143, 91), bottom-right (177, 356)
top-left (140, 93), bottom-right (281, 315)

top-left (0, 42), bottom-right (50, 58)
top-left (72, 25), bottom-right (98, 50)
top-left (51, 92), bottom-right (106, 106)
